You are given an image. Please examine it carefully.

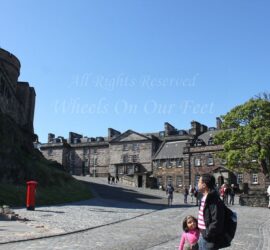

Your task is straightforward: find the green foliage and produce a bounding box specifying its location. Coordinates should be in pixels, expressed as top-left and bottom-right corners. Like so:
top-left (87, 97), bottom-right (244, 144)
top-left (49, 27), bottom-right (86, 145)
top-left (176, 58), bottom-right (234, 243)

top-left (214, 98), bottom-right (270, 176)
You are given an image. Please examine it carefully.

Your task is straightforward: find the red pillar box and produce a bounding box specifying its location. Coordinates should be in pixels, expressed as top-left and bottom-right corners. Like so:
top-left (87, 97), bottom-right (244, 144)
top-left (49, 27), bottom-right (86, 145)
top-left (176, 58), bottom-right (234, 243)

top-left (26, 181), bottom-right (38, 210)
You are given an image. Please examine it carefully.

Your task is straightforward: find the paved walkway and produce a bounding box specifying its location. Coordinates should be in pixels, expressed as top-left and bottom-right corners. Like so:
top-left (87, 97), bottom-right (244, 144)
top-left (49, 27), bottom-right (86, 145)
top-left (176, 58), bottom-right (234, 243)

top-left (0, 177), bottom-right (269, 249)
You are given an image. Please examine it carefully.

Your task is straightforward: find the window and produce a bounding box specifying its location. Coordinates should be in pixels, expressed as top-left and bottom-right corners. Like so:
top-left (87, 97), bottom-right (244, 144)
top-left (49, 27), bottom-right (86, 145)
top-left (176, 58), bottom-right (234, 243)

top-left (118, 165), bottom-right (124, 174)
top-left (176, 176), bottom-right (183, 187)
top-left (156, 160), bottom-right (162, 168)
top-left (132, 155), bottom-right (138, 163)
top-left (84, 159), bottom-right (88, 167)
top-left (208, 137), bottom-right (214, 145)
top-left (132, 143), bottom-right (139, 151)
top-left (207, 155), bottom-right (214, 166)
top-left (195, 139), bottom-right (205, 146)
top-left (221, 159), bottom-right (227, 165)
top-left (166, 159), bottom-right (172, 168)
top-left (48, 148), bottom-right (53, 156)
top-left (127, 165), bottom-right (134, 175)
top-left (194, 158), bottom-right (201, 167)
top-left (237, 173), bottom-right (243, 184)
top-left (123, 144), bottom-right (128, 151)
top-left (157, 176), bottom-right (163, 187)
top-left (252, 173), bottom-right (258, 184)
top-left (122, 154), bottom-right (129, 163)
top-left (176, 158), bottom-right (184, 168)
top-left (167, 176), bottom-right (173, 185)
top-left (83, 148), bottom-right (89, 155)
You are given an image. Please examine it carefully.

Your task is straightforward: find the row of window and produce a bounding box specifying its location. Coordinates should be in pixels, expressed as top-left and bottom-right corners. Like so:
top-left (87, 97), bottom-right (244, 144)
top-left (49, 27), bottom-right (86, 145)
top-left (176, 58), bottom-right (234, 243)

top-left (194, 138), bottom-right (214, 146)
top-left (237, 173), bottom-right (258, 184)
top-left (122, 154), bottom-right (138, 163)
top-left (123, 143), bottom-right (140, 151)
top-left (157, 175), bottom-right (183, 187)
top-left (155, 159), bottom-right (184, 168)
top-left (83, 148), bottom-right (97, 155)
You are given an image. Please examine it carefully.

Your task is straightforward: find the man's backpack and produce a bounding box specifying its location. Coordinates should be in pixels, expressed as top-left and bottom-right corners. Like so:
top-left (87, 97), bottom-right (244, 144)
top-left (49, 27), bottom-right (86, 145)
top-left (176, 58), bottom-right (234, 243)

top-left (219, 203), bottom-right (237, 248)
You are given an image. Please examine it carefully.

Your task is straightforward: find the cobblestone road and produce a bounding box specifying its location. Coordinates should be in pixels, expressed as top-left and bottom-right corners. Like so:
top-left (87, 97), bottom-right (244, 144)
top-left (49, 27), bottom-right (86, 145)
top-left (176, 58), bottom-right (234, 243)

top-left (0, 177), bottom-right (269, 250)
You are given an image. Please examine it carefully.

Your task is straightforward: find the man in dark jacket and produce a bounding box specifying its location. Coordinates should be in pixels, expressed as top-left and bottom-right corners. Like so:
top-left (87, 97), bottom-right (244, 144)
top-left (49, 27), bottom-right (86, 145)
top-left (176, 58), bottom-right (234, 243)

top-left (197, 173), bottom-right (225, 250)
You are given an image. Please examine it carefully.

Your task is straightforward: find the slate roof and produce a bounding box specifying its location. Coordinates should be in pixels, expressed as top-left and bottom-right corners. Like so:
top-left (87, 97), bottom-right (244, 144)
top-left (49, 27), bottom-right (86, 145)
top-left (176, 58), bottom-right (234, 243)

top-left (154, 140), bottom-right (187, 160)
top-left (198, 130), bottom-right (221, 144)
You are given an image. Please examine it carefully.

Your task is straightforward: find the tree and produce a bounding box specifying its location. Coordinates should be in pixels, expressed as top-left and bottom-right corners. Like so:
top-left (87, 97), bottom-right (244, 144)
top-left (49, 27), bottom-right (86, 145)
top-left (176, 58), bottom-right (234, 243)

top-left (214, 97), bottom-right (270, 178)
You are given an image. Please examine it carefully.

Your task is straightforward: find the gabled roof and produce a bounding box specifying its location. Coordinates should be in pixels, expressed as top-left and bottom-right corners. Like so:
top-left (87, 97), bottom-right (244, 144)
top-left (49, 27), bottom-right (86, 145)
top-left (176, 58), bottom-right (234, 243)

top-left (109, 129), bottom-right (154, 143)
top-left (153, 140), bottom-right (187, 160)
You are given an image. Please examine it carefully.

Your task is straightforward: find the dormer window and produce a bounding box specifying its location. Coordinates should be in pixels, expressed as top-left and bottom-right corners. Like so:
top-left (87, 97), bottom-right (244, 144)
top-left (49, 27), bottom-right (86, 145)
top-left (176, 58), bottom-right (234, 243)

top-left (208, 137), bottom-right (214, 145)
top-left (195, 139), bottom-right (205, 146)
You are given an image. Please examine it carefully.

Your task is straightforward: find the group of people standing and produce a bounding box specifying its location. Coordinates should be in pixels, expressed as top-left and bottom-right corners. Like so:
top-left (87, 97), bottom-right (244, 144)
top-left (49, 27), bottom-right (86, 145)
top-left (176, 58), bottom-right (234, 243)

top-left (107, 173), bottom-right (119, 184)
top-left (218, 183), bottom-right (236, 205)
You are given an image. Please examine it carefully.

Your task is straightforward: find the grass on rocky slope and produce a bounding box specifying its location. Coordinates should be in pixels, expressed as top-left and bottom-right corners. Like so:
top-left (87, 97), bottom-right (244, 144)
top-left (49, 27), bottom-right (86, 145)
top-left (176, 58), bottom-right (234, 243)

top-left (0, 113), bottom-right (93, 207)
top-left (0, 179), bottom-right (92, 207)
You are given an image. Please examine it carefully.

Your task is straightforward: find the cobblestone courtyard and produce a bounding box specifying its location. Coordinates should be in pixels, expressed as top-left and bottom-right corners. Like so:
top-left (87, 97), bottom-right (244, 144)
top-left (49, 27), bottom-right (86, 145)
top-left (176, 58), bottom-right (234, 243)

top-left (0, 177), bottom-right (269, 250)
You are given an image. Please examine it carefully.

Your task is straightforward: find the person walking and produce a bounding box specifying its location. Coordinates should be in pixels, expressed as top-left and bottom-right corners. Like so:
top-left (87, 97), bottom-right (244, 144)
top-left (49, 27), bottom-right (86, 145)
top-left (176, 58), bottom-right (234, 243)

top-left (189, 185), bottom-right (195, 203)
top-left (197, 173), bottom-right (226, 250)
top-left (229, 184), bottom-right (236, 205)
top-left (166, 183), bottom-right (174, 206)
top-left (178, 215), bottom-right (200, 250)
top-left (267, 184), bottom-right (270, 209)
top-left (184, 186), bottom-right (189, 204)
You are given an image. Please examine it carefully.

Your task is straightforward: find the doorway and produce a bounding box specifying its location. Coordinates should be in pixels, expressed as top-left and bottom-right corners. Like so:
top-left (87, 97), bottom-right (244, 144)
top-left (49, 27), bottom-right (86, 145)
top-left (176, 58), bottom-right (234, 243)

top-left (138, 175), bottom-right (143, 187)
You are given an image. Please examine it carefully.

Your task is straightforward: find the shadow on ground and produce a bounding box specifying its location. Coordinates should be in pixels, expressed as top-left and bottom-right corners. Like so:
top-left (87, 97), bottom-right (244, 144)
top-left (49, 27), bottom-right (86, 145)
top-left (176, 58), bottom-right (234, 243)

top-left (51, 180), bottom-right (196, 210)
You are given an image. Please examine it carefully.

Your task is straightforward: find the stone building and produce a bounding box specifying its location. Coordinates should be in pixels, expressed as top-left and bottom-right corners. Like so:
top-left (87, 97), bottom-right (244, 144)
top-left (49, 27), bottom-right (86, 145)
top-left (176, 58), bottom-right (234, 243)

top-left (39, 133), bottom-right (71, 172)
top-left (109, 129), bottom-right (161, 187)
top-left (0, 48), bottom-right (35, 133)
top-left (40, 119), bottom-right (269, 191)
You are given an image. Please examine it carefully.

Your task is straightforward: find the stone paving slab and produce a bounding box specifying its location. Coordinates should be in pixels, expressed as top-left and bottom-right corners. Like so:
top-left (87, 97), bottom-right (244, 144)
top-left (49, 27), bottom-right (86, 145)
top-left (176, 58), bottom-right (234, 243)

top-left (0, 198), bottom-right (155, 244)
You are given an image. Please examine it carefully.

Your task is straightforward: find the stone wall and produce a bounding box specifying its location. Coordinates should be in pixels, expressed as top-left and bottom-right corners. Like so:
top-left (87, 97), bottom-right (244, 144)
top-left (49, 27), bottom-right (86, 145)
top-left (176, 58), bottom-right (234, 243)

top-left (239, 192), bottom-right (269, 207)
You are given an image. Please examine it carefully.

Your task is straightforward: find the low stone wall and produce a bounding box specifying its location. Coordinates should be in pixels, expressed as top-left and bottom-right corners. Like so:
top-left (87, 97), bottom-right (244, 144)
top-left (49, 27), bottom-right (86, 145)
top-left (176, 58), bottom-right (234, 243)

top-left (239, 192), bottom-right (268, 207)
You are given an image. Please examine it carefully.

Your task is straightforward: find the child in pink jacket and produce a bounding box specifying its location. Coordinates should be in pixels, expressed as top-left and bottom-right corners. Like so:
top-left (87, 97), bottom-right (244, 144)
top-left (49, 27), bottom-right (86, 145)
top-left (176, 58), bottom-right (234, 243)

top-left (179, 215), bottom-right (200, 250)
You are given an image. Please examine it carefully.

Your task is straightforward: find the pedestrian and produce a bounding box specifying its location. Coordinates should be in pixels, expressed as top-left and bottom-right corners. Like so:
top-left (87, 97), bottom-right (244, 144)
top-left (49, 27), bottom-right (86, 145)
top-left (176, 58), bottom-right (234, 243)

top-left (229, 184), bottom-right (235, 205)
top-left (197, 173), bottom-right (225, 249)
top-left (267, 184), bottom-right (270, 209)
top-left (189, 185), bottom-right (194, 203)
top-left (194, 186), bottom-right (199, 206)
top-left (219, 184), bottom-right (225, 201)
top-left (178, 215), bottom-right (199, 250)
top-left (107, 173), bottom-right (111, 184)
top-left (184, 186), bottom-right (189, 204)
top-left (166, 183), bottom-right (174, 206)
top-left (224, 184), bottom-right (229, 205)
top-left (111, 176), bottom-right (115, 184)
top-left (116, 174), bottom-right (119, 183)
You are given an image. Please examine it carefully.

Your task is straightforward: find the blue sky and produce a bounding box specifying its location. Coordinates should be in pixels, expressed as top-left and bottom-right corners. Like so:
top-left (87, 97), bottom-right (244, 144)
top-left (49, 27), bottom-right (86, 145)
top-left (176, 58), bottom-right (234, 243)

top-left (1, 0), bottom-right (269, 143)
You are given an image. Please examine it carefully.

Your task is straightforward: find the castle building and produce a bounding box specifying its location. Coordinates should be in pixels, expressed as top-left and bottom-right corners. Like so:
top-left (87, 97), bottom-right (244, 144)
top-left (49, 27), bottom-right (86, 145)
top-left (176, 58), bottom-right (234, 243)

top-left (0, 48), bottom-right (35, 133)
